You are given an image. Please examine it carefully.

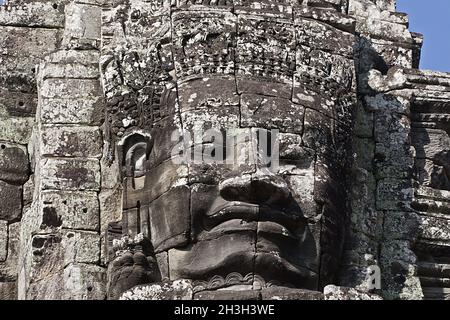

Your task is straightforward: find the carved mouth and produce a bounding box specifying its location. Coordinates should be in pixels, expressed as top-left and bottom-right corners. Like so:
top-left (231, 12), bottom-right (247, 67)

top-left (204, 201), bottom-right (306, 240)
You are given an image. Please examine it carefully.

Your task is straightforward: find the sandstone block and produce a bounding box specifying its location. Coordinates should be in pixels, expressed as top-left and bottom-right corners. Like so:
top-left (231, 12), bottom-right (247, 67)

top-left (40, 158), bottom-right (100, 191)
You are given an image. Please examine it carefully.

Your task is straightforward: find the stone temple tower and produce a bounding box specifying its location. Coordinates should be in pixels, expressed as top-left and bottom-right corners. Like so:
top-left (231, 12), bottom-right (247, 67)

top-left (0, 0), bottom-right (448, 300)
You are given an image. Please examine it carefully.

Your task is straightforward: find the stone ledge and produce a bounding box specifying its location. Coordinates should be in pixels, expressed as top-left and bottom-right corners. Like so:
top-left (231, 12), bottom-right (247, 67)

top-left (324, 285), bottom-right (382, 300)
top-left (40, 158), bottom-right (101, 191)
top-left (40, 125), bottom-right (103, 158)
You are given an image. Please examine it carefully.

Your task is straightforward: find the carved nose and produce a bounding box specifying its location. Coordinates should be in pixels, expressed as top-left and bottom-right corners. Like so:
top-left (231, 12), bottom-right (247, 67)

top-left (219, 171), bottom-right (291, 205)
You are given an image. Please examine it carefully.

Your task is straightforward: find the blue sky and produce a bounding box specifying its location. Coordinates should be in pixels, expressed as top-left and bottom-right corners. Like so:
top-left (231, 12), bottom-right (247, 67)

top-left (397, 0), bottom-right (450, 72)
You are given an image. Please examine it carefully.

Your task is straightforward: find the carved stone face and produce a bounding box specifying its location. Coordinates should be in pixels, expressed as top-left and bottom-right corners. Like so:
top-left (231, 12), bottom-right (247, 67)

top-left (105, 2), bottom-right (355, 294)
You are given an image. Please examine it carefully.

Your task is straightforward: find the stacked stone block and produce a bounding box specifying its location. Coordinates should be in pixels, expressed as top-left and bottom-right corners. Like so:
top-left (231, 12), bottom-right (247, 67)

top-left (0, 0), bottom-right (448, 300)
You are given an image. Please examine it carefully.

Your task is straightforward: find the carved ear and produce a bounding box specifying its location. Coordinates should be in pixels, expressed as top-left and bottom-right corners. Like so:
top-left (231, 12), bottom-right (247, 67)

top-left (120, 133), bottom-right (152, 177)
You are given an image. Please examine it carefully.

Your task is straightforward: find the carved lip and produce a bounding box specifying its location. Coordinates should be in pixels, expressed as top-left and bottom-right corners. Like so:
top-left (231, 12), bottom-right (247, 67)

top-left (204, 202), bottom-right (305, 239)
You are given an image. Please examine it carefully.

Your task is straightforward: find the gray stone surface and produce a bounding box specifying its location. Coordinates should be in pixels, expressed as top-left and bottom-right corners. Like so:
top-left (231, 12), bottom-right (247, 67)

top-left (40, 158), bottom-right (100, 191)
top-left (0, 180), bottom-right (22, 222)
top-left (120, 280), bottom-right (193, 300)
top-left (0, 220), bottom-right (7, 261)
top-left (40, 191), bottom-right (100, 231)
top-left (0, 0), bottom-right (448, 301)
top-left (0, 143), bottom-right (28, 184)
top-left (324, 285), bottom-right (382, 300)
top-left (0, 281), bottom-right (17, 300)
top-left (40, 126), bottom-right (102, 158)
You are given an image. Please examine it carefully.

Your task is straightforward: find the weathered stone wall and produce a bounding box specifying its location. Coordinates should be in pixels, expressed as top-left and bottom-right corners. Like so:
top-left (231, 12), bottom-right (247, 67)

top-left (17, 0), bottom-right (107, 299)
top-left (407, 70), bottom-right (450, 300)
top-left (0, 0), bottom-right (448, 300)
top-left (341, 0), bottom-right (450, 300)
top-left (100, 0), bottom-right (362, 298)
